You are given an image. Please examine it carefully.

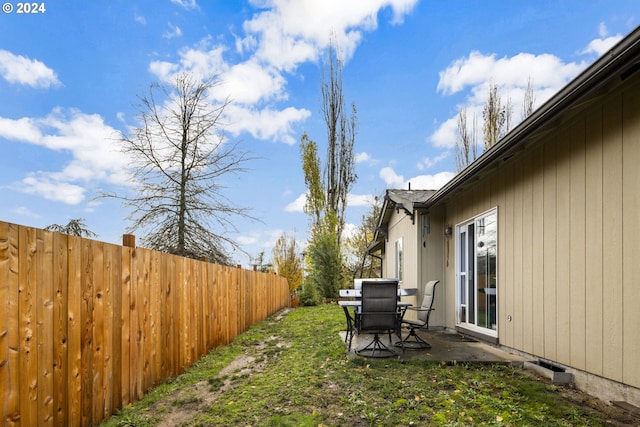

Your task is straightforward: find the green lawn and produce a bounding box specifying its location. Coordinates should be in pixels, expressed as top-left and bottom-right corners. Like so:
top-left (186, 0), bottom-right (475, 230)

top-left (102, 304), bottom-right (632, 426)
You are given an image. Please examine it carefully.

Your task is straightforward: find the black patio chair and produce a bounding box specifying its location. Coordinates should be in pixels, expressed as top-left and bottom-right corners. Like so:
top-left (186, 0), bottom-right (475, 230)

top-left (397, 280), bottom-right (439, 349)
top-left (355, 280), bottom-right (402, 358)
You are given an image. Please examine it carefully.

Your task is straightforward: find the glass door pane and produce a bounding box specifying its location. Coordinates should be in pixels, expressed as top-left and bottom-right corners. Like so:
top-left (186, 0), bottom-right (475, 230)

top-left (476, 213), bottom-right (497, 330)
top-left (456, 210), bottom-right (497, 333)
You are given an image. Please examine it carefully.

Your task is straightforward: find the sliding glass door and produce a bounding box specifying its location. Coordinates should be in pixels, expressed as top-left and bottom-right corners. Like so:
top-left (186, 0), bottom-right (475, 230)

top-left (456, 209), bottom-right (497, 335)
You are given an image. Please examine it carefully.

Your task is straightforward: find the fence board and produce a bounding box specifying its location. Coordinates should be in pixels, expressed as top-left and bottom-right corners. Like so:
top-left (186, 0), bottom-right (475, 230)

top-left (0, 220), bottom-right (289, 427)
top-left (80, 238), bottom-right (94, 427)
top-left (1, 223), bottom-right (20, 426)
top-left (119, 246), bottom-right (131, 408)
top-left (37, 229), bottom-right (54, 426)
top-left (66, 236), bottom-right (82, 427)
top-left (91, 241), bottom-right (105, 423)
top-left (52, 232), bottom-right (68, 427)
top-left (18, 227), bottom-right (38, 427)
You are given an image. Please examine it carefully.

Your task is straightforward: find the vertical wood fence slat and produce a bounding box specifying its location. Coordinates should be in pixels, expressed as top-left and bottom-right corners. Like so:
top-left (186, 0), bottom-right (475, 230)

top-left (91, 241), bottom-right (104, 424)
top-left (119, 246), bottom-right (131, 409)
top-left (18, 227), bottom-right (37, 427)
top-left (1, 222), bottom-right (20, 426)
top-left (66, 236), bottom-right (82, 427)
top-left (53, 232), bottom-right (68, 427)
top-left (38, 229), bottom-right (54, 426)
top-left (0, 220), bottom-right (289, 427)
top-left (80, 238), bottom-right (93, 427)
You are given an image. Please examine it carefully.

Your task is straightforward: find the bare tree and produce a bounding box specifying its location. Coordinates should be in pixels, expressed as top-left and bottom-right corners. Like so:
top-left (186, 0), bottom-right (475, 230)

top-left (455, 107), bottom-right (479, 171)
top-left (116, 73), bottom-right (254, 264)
top-left (45, 218), bottom-right (97, 238)
top-left (344, 196), bottom-right (382, 279)
top-left (482, 83), bottom-right (507, 149)
top-left (522, 77), bottom-right (536, 120)
top-left (321, 39), bottom-right (357, 245)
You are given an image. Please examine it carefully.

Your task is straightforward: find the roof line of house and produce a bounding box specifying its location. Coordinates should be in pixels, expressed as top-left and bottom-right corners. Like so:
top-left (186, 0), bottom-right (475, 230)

top-left (366, 26), bottom-right (640, 256)
top-left (424, 25), bottom-right (640, 209)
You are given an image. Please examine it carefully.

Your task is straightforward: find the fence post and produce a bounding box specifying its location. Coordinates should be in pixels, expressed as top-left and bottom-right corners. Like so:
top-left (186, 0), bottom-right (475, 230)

top-left (122, 234), bottom-right (136, 248)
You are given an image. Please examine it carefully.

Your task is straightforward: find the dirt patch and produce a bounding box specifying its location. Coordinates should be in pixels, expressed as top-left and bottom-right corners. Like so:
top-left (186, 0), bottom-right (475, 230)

top-left (150, 337), bottom-right (286, 427)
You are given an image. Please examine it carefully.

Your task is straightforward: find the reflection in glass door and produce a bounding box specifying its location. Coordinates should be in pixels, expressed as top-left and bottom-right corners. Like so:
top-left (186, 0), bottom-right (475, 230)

top-left (456, 209), bottom-right (497, 334)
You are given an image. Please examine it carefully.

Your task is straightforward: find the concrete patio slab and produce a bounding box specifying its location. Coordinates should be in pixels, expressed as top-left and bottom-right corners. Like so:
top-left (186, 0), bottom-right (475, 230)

top-left (340, 328), bottom-right (529, 364)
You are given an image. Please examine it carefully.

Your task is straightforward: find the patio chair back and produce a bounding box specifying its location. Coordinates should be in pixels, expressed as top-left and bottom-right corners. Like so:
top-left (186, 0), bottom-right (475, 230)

top-left (359, 280), bottom-right (399, 331)
top-left (417, 280), bottom-right (439, 325)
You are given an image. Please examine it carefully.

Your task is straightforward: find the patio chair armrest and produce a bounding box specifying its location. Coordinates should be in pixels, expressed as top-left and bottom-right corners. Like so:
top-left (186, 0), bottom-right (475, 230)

top-left (406, 306), bottom-right (434, 313)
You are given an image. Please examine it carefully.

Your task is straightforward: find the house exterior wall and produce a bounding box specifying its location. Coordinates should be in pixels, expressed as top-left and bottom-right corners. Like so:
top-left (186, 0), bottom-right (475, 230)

top-left (382, 207), bottom-right (420, 308)
top-left (440, 76), bottom-right (640, 390)
top-left (418, 206), bottom-right (447, 328)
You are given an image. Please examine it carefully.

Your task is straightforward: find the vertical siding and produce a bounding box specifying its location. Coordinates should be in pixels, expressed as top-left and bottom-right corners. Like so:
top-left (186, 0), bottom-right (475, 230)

top-left (584, 107), bottom-right (604, 376)
top-left (531, 144), bottom-right (546, 357)
top-left (622, 82), bottom-right (640, 388)
top-left (569, 119), bottom-right (587, 371)
top-left (440, 78), bottom-right (640, 390)
top-left (601, 94), bottom-right (624, 383)
top-left (556, 127), bottom-right (571, 366)
top-left (542, 135), bottom-right (558, 361)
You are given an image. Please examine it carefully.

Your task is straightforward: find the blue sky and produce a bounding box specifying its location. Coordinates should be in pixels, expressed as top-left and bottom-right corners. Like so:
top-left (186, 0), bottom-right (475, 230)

top-left (0, 0), bottom-right (637, 266)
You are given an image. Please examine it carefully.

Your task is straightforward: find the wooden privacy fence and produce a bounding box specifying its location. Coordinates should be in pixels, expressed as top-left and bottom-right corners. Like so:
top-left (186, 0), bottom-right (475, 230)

top-left (0, 221), bottom-right (290, 427)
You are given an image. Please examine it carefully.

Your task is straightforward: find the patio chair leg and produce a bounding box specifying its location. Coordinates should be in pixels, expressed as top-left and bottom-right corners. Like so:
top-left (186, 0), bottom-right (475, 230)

top-left (356, 333), bottom-right (397, 358)
top-left (396, 327), bottom-right (431, 350)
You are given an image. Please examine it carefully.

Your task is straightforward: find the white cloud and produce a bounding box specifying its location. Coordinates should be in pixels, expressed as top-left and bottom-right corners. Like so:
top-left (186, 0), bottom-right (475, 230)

top-left (380, 166), bottom-right (454, 190)
top-left (163, 22), bottom-right (183, 39)
top-left (379, 166), bottom-right (405, 188)
top-left (170, 0), bottom-right (198, 10)
top-left (0, 50), bottom-right (60, 88)
top-left (148, 1), bottom-right (419, 145)
top-left (430, 49), bottom-right (588, 148)
top-left (429, 24), bottom-right (630, 150)
top-left (348, 193), bottom-right (376, 207)
top-left (225, 104), bottom-right (311, 145)
top-left (355, 151), bottom-right (377, 165)
top-left (0, 108), bottom-right (129, 204)
top-left (437, 51), bottom-right (584, 97)
top-left (149, 39), bottom-right (228, 84)
top-left (581, 23), bottom-right (623, 57)
top-left (20, 174), bottom-right (86, 205)
top-left (284, 192), bottom-right (307, 213)
top-left (417, 152), bottom-right (449, 170)
top-left (241, 0), bottom-right (419, 71)
top-left (134, 13), bottom-right (147, 25)
top-left (221, 60), bottom-right (288, 104)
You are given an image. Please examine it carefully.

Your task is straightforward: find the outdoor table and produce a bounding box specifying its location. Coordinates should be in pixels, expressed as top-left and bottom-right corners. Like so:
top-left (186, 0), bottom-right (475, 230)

top-left (338, 300), bottom-right (412, 351)
top-left (339, 288), bottom-right (417, 298)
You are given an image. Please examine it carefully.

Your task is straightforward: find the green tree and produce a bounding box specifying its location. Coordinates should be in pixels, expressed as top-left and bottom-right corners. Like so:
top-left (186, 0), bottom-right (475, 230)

top-left (45, 218), bottom-right (97, 238)
top-left (300, 133), bottom-right (325, 227)
top-left (302, 213), bottom-right (344, 303)
top-left (272, 232), bottom-right (303, 295)
top-left (114, 73), bottom-right (254, 264)
top-left (299, 40), bottom-right (357, 302)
